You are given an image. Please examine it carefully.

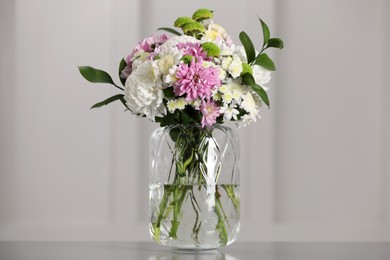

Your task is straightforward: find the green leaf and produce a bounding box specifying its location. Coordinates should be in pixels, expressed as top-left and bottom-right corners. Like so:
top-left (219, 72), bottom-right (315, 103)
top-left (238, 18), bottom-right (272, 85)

top-left (157, 27), bottom-right (182, 36)
top-left (251, 84), bottom-right (270, 108)
top-left (254, 53), bottom-right (276, 71)
top-left (90, 94), bottom-right (125, 109)
top-left (241, 73), bottom-right (256, 86)
top-left (239, 31), bottom-right (256, 64)
top-left (267, 38), bottom-right (284, 49)
top-left (259, 18), bottom-right (270, 48)
top-left (163, 88), bottom-right (176, 99)
top-left (242, 73), bottom-right (270, 107)
top-left (78, 66), bottom-right (116, 85)
top-left (118, 58), bottom-right (127, 86)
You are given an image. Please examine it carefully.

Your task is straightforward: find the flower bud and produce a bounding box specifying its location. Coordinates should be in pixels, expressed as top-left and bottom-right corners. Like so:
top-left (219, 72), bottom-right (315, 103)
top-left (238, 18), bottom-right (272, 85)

top-left (174, 17), bottom-right (194, 28)
top-left (192, 9), bottom-right (213, 22)
top-left (182, 22), bottom-right (205, 35)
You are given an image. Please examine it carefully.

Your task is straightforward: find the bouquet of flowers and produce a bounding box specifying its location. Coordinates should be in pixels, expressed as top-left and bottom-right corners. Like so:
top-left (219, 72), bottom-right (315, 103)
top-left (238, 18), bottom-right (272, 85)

top-left (79, 8), bottom-right (283, 248)
top-left (79, 8), bottom-right (283, 128)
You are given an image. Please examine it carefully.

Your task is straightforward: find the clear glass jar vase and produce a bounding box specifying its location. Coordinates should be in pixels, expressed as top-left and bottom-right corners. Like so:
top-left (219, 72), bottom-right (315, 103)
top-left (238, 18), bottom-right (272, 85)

top-left (149, 124), bottom-right (240, 250)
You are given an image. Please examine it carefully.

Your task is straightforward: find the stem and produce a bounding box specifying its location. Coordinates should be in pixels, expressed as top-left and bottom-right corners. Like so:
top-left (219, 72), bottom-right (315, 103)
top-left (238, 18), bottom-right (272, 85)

top-left (215, 194), bottom-right (228, 246)
top-left (216, 187), bottom-right (230, 227)
top-left (113, 84), bottom-right (124, 91)
top-left (152, 185), bottom-right (173, 242)
top-left (189, 189), bottom-right (201, 246)
top-left (222, 184), bottom-right (240, 216)
top-left (152, 126), bottom-right (237, 246)
top-left (169, 184), bottom-right (188, 239)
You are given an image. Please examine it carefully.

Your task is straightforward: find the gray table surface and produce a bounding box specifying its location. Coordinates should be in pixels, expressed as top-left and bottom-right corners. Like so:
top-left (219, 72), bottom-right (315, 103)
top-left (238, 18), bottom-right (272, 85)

top-left (0, 241), bottom-right (389, 260)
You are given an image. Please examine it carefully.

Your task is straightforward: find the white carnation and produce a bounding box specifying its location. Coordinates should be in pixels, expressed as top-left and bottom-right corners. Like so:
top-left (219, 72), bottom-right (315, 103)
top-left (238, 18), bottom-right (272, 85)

top-left (252, 65), bottom-right (271, 89)
top-left (216, 41), bottom-right (235, 56)
top-left (159, 35), bottom-right (199, 53)
top-left (131, 51), bottom-right (149, 72)
top-left (233, 45), bottom-right (248, 63)
top-left (124, 61), bottom-right (166, 121)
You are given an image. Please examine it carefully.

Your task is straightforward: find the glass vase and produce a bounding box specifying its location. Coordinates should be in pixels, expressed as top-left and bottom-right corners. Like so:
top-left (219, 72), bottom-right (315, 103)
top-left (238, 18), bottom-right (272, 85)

top-left (149, 124), bottom-right (240, 250)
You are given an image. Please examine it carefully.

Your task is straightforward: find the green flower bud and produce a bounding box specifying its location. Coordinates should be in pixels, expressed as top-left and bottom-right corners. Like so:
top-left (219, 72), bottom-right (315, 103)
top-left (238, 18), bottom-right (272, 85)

top-left (201, 42), bottom-right (221, 57)
top-left (174, 17), bottom-right (194, 28)
top-left (181, 55), bottom-right (194, 64)
top-left (192, 9), bottom-right (213, 22)
top-left (241, 63), bottom-right (253, 75)
top-left (182, 22), bottom-right (205, 35)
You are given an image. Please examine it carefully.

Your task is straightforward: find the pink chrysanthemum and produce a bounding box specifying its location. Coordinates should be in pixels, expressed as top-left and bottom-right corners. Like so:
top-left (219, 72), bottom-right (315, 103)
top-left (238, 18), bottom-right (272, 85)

top-left (177, 42), bottom-right (208, 60)
top-left (200, 100), bottom-right (220, 127)
top-left (121, 34), bottom-right (170, 79)
top-left (174, 60), bottom-right (221, 101)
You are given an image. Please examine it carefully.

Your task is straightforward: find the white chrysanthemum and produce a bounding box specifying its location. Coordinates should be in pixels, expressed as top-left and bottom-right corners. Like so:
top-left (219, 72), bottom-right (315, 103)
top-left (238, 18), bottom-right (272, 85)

top-left (124, 61), bottom-right (166, 121)
top-left (167, 98), bottom-right (187, 113)
top-left (219, 78), bottom-right (246, 105)
top-left (219, 80), bottom-right (236, 104)
top-left (219, 68), bottom-right (227, 81)
top-left (241, 91), bottom-right (258, 115)
top-left (237, 113), bottom-right (258, 128)
top-left (164, 65), bottom-right (178, 85)
top-left (223, 92), bottom-right (233, 103)
top-left (252, 64), bottom-right (271, 89)
top-left (221, 57), bottom-right (233, 70)
top-left (202, 60), bottom-right (214, 68)
top-left (213, 91), bottom-right (222, 101)
top-left (220, 104), bottom-right (239, 121)
top-left (228, 55), bottom-right (243, 79)
top-left (191, 99), bottom-right (202, 109)
top-left (157, 46), bottom-right (182, 75)
top-left (218, 84), bottom-right (229, 94)
top-left (233, 45), bottom-right (248, 63)
top-left (231, 82), bottom-right (246, 102)
top-left (202, 21), bottom-right (231, 43)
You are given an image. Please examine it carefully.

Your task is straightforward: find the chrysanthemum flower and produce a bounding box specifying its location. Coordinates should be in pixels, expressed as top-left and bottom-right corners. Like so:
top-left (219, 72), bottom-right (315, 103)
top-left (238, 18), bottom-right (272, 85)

top-left (177, 42), bottom-right (208, 61)
top-left (220, 104), bottom-right (239, 121)
top-left (124, 61), bottom-right (166, 121)
top-left (174, 59), bottom-right (221, 101)
top-left (121, 34), bottom-right (170, 79)
top-left (200, 100), bottom-right (220, 127)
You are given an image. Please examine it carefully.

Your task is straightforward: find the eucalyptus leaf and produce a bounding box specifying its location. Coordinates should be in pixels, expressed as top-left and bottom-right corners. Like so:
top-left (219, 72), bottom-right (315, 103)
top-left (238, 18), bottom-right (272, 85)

top-left (267, 38), bottom-right (284, 49)
top-left (158, 27), bottom-right (182, 36)
top-left (90, 94), bottom-right (125, 109)
top-left (254, 53), bottom-right (276, 71)
top-left (239, 31), bottom-right (256, 64)
top-left (118, 58), bottom-right (127, 86)
top-left (258, 18), bottom-right (270, 48)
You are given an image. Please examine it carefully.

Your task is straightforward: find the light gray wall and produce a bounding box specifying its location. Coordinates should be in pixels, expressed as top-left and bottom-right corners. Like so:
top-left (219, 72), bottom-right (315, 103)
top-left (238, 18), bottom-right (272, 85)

top-left (0, 0), bottom-right (389, 241)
